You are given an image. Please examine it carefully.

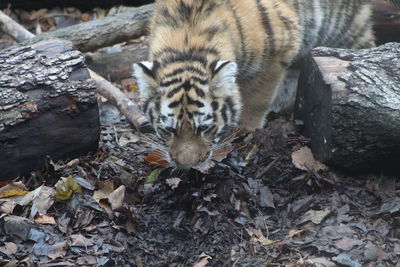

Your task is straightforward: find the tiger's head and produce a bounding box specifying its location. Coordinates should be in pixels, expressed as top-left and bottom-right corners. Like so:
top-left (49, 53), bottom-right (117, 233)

top-left (133, 59), bottom-right (241, 169)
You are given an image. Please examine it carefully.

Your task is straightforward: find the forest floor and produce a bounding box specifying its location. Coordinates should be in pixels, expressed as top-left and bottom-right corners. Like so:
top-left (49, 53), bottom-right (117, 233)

top-left (1, 111), bottom-right (399, 266)
top-left (1, 5), bottom-right (400, 267)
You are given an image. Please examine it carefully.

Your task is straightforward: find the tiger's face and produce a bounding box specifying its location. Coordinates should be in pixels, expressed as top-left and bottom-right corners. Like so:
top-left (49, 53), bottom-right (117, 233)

top-left (133, 60), bottom-right (241, 169)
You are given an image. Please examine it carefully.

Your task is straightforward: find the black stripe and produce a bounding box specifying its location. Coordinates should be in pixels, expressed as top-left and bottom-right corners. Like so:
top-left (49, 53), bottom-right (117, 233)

top-left (211, 101), bottom-right (219, 111)
top-left (225, 97), bottom-right (236, 120)
top-left (194, 86), bottom-right (205, 97)
top-left (256, 0), bottom-right (275, 55)
top-left (187, 96), bottom-right (205, 107)
top-left (212, 61), bottom-right (230, 78)
top-left (143, 99), bottom-right (151, 113)
top-left (148, 108), bottom-right (154, 124)
top-left (162, 54), bottom-right (208, 66)
top-left (191, 76), bottom-right (208, 85)
top-left (160, 78), bottom-right (182, 87)
top-left (221, 104), bottom-right (228, 123)
top-left (228, 3), bottom-right (246, 69)
top-left (163, 66), bottom-right (207, 78)
top-left (167, 85), bottom-right (183, 98)
top-left (168, 100), bottom-right (181, 108)
top-left (137, 63), bottom-right (155, 79)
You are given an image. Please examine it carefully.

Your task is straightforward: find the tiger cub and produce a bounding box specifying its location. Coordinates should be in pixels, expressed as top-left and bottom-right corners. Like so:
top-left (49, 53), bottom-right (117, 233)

top-left (133, 0), bottom-right (375, 169)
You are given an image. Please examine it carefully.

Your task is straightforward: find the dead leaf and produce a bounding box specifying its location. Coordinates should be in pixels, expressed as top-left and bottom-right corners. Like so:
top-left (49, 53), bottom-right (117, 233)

top-left (259, 186), bottom-right (275, 208)
top-left (48, 241), bottom-right (67, 259)
top-left (305, 257), bottom-right (336, 267)
top-left (0, 242), bottom-right (17, 256)
top-left (287, 229), bottom-right (304, 238)
top-left (334, 237), bottom-right (363, 251)
top-left (108, 185), bottom-right (125, 211)
top-left (93, 181), bottom-right (114, 213)
top-left (34, 214), bottom-right (56, 225)
top-left (246, 227), bottom-right (277, 246)
top-left (166, 178), bottom-right (182, 189)
top-left (193, 253), bottom-right (212, 267)
top-left (70, 234), bottom-right (93, 248)
top-left (144, 152), bottom-right (170, 167)
top-left (118, 132), bottom-right (140, 146)
top-left (0, 182), bottom-right (29, 198)
top-left (292, 147), bottom-right (327, 172)
top-left (298, 209), bottom-right (331, 225)
top-left (55, 176), bottom-right (82, 201)
top-left (30, 186), bottom-right (55, 218)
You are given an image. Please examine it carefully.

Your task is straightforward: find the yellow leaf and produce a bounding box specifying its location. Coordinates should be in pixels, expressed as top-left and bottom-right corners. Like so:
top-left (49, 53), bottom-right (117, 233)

top-left (0, 182), bottom-right (29, 198)
top-left (55, 176), bottom-right (82, 202)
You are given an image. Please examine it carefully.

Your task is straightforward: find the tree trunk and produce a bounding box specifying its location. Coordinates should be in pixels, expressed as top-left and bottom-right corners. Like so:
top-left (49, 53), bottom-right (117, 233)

top-left (294, 42), bottom-right (400, 173)
top-left (0, 39), bottom-right (100, 180)
top-left (21, 4), bottom-right (153, 52)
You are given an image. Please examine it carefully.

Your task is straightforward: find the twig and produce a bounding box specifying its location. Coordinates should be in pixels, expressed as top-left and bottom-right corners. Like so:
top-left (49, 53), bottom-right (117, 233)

top-left (0, 9), bottom-right (150, 132)
top-left (0, 10), bottom-right (35, 41)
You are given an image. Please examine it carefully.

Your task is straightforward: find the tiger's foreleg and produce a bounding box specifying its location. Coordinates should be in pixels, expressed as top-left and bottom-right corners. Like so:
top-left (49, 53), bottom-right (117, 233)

top-left (239, 59), bottom-right (289, 130)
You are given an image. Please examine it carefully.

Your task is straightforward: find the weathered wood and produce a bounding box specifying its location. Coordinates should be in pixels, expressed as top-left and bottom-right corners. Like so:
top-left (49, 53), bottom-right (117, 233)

top-left (87, 44), bottom-right (148, 82)
top-left (20, 4), bottom-right (153, 52)
top-left (294, 43), bottom-right (400, 172)
top-left (0, 39), bottom-right (100, 180)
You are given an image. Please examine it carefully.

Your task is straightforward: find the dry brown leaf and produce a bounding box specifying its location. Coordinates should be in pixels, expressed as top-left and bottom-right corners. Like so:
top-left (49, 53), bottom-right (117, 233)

top-left (193, 253), bottom-right (212, 267)
top-left (292, 146), bottom-right (328, 172)
top-left (108, 185), bottom-right (126, 211)
top-left (144, 152), bottom-right (170, 167)
top-left (0, 242), bottom-right (17, 256)
top-left (34, 214), bottom-right (56, 225)
top-left (48, 241), bottom-right (67, 260)
top-left (298, 209), bottom-right (331, 225)
top-left (0, 182), bottom-right (29, 198)
top-left (287, 229), bottom-right (304, 238)
top-left (30, 186), bottom-right (55, 218)
top-left (70, 234), bottom-right (93, 248)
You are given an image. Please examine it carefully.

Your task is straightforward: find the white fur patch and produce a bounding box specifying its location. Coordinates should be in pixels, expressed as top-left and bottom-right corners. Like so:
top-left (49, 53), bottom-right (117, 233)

top-left (212, 61), bottom-right (238, 98)
top-left (132, 61), bottom-right (155, 99)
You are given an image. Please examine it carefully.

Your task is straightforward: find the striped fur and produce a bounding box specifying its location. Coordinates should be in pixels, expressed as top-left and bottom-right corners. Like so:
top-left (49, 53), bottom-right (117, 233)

top-left (133, 0), bottom-right (375, 169)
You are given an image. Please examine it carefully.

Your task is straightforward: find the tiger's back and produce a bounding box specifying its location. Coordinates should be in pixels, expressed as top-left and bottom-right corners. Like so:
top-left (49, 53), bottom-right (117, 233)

top-left (133, 0), bottom-right (375, 169)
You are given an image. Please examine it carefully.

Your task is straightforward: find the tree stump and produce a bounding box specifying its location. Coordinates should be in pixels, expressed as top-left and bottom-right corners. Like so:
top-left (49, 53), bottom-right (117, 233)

top-left (295, 43), bottom-right (400, 173)
top-left (0, 39), bottom-right (100, 180)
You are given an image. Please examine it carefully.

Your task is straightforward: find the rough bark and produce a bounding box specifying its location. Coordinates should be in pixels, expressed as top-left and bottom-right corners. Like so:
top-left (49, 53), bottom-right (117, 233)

top-left (21, 4), bottom-right (153, 52)
top-left (295, 43), bottom-right (400, 173)
top-left (0, 39), bottom-right (100, 180)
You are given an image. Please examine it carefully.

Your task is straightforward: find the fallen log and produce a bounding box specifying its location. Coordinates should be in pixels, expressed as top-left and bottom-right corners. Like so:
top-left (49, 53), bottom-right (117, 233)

top-left (0, 39), bottom-right (100, 180)
top-left (0, 0), bottom-right (153, 10)
top-left (87, 44), bottom-right (148, 82)
top-left (294, 43), bottom-right (400, 173)
top-left (20, 4), bottom-right (153, 52)
top-left (0, 9), bottom-right (148, 132)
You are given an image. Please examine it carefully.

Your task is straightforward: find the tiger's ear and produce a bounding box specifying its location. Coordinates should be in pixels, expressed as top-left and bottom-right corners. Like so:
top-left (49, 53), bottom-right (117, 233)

top-left (133, 61), bottom-right (158, 99)
top-left (211, 60), bottom-right (238, 97)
